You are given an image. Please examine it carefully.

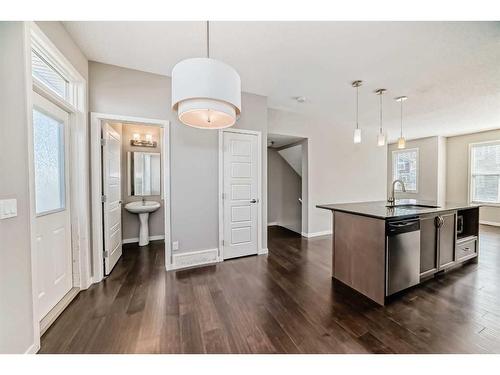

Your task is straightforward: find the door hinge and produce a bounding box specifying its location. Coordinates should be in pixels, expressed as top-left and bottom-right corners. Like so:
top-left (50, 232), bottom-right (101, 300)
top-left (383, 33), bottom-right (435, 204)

top-left (101, 195), bottom-right (107, 203)
top-left (222, 240), bottom-right (225, 246)
top-left (100, 138), bottom-right (107, 147)
top-left (104, 250), bottom-right (109, 257)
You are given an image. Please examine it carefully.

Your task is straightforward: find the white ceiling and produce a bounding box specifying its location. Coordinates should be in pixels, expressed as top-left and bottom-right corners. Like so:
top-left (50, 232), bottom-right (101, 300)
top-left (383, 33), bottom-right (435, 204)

top-left (268, 133), bottom-right (305, 148)
top-left (63, 21), bottom-right (500, 141)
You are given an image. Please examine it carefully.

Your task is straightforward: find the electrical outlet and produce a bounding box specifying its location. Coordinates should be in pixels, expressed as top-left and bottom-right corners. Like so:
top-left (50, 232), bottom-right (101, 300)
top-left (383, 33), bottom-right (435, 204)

top-left (172, 241), bottom-right (179, 251)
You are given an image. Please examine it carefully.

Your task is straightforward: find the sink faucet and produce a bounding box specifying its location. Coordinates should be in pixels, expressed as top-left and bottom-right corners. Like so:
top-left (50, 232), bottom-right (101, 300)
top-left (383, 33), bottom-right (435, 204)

top-left (388, 179), bottom-right (406, 206)
top-left (142, 196), bottom-right (146, 205)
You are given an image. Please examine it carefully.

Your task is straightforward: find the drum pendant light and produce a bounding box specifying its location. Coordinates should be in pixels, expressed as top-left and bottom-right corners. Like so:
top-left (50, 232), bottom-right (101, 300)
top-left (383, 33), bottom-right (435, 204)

top-left (172, 21), bottom-right (241, 129)
top-left (352, 80), bottom-right (362, 144)
top-left (375, 88), bottom-right (387, 146)
top-left (395, 96), bottom-right (408, 149)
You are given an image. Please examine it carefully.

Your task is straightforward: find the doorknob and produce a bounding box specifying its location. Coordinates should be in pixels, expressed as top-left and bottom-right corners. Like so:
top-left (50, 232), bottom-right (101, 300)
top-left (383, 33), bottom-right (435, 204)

top-left (250, 199), bottom-right (258, 203)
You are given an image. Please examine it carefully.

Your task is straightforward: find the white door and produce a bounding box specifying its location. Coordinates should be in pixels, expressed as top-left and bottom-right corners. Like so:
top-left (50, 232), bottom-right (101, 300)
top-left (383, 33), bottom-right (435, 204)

top-left (32, 93), bottom-right (72, 320)
top-left (222, 131), bottom-right (259, 259)
top-left (102, 123), bottom-right (122, 275)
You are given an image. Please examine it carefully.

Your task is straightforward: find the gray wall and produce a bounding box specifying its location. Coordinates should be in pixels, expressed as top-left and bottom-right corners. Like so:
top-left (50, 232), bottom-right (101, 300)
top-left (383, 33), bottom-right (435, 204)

top-left (387, 136), bottom-right (446, 205)
top-left (0, 22), bottom-right (35, 354)
top-left (89, 62), bottom-right (268, 253)
top-left (268, 148), bottom-right (302, 233)
top-left (447, 129), bottom-right (500, 223)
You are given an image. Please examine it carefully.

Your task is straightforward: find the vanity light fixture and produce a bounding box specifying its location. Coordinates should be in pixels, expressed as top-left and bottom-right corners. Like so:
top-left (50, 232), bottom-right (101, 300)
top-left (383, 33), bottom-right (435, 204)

top-left (375, 88), bottom-right (387, 147)
top-left (171, 21), bottom-right (241, 129)
top-left (395, 96), bottom-right (408, 149)
top-left (352, 80), bottom-right (362, 144)
top-left (130, 134), bottom-right (157, 148)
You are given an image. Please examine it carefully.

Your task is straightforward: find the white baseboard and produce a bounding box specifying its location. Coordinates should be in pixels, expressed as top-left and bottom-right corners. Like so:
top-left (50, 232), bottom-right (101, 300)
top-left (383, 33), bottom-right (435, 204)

top-left (267, 222), bottom-right (278, 226)
top-left (259, 248), bottom-right (269, 255)
top-left (168, 248), bottom-right (220, 271)
top-left (40, 287), bottom-right (80, 336)
top-left (480, 220), bottom-right (500, 227)
top-left (122, 235), bottom-right (165, 244)
top-left (24, 342), bottom-right (39, 354)
top-left (301, 230), bottom-right (332, 238)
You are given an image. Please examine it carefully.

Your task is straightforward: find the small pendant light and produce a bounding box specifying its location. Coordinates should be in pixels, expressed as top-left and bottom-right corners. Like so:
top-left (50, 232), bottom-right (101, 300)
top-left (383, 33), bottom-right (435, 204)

top-left (172, 21), bottom-right (241, 129)
top-left (395, 96), bottom-right (408, 149)
top-left (352, 80), bottom-right (362, 144)
top-left (375, 88), bottom-right (387, 146)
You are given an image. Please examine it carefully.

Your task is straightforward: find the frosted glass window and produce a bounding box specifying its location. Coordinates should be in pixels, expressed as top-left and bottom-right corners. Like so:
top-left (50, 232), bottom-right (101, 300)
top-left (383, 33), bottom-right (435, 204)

top-left (32, 50), bottom-right (68, 99)
top-left (392, 149), bottom-right (418, 193)
top-left (33, 109), bottom-right (66, 215)
top-left (470, 142), bottom-right (500, 203)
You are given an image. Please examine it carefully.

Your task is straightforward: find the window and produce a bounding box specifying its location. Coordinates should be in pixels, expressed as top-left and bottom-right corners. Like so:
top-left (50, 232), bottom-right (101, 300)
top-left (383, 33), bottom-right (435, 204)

top-left (392, 148), bottom-right (418, 193)
top-left (470, 142), bottom-right (500, 204)
top-left (31, 49), bottom-right (69, 100)
top-left (33, 108), bottom-right (66, 215)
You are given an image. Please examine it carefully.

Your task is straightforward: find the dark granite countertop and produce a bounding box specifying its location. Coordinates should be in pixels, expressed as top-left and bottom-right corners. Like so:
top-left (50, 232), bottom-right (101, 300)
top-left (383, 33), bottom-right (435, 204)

top-left (317, 199), bottom-right (480, 220)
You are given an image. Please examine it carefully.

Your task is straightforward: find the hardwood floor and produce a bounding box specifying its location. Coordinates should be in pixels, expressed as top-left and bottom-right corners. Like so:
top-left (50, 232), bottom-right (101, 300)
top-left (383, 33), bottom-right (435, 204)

top-left (40, 225), bottom-right (500, 354)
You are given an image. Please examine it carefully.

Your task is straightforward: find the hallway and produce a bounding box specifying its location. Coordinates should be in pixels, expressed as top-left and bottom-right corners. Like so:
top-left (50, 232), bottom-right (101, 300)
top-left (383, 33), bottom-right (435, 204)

top-left (40, 226), bottom-right (500, 353)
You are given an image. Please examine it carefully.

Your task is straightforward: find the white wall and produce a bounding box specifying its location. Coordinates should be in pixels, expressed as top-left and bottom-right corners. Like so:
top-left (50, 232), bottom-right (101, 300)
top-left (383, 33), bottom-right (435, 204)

top-left (268, 108), bottom-right (387, 235)
top-left (268, 148), bottom-right (302, 233)
top-left (89, 62), bottom-right (268, 253)
top-left (447, 129), bottom-right (500, 224)
top-left (387, 136), bottom-right (446, 205)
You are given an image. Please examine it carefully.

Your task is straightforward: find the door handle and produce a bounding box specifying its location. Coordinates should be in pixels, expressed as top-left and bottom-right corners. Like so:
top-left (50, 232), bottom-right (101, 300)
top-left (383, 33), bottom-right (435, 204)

top-left (250, 199), bottom-right (259, 203)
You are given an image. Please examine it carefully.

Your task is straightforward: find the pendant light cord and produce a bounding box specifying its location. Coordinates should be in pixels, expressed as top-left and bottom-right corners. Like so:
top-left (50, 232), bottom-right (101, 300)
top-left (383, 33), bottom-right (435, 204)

top-left (206, 21), bottom-right (210, 58)
top-left (379, 93), bottom-right (383, 133)
top-left (355, 85), bottom-right (359, 130)
top-left (400, 100), bottom-right (403, 137)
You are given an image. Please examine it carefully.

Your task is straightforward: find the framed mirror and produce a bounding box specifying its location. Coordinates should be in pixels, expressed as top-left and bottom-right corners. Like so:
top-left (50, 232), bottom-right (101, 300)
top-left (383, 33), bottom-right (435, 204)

top-left (128, 151), bottom-right (161, 196)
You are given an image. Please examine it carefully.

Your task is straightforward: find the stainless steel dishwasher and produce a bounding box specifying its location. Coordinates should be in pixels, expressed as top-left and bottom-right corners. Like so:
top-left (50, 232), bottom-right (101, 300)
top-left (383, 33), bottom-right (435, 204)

top-left (386, 218), bottom-right (421, 296)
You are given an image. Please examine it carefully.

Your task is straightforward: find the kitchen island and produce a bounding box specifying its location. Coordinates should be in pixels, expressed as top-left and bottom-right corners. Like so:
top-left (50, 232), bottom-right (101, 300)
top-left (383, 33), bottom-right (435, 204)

top-left (317, 199), bottom-right (480, 305)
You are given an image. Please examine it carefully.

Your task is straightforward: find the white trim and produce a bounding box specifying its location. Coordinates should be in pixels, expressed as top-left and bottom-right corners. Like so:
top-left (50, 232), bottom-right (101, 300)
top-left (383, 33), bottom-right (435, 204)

top-left (258, 248), bottom-right (269, 255)
top-left (24, 343), bottom-right (39, 355)
top-left (218, 128), bottom-right (263, 261)
top-left (268, 221), bottom-right (278, 226)
top-left (169, 248), bottom-right (221, 271)
top-left (91, 113), bottom-right (171, 282)
top-left (301, 230), bottom-right (333, 238)
top-left (479, 220), bottom-right (500, 227)
top-left (122, 235), bottom-right (165, 244)
top-left (39, 287), bottom-right (79, 336)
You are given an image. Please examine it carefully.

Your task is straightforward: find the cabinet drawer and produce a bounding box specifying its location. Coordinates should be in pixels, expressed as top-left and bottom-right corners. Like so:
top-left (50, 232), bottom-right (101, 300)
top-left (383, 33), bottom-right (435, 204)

top-left (456, 239), bottom-right (477, 261)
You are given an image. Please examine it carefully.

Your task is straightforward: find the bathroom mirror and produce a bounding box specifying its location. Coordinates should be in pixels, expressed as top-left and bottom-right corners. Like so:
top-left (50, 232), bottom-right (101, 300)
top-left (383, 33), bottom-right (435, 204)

top-left (128, 152), bottom-right (161, 196)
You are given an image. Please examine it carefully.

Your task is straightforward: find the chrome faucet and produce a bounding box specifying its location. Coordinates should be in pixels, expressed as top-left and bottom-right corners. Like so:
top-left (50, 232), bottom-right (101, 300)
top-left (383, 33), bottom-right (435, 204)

top-left (387, 179), bottom-right (406, 206)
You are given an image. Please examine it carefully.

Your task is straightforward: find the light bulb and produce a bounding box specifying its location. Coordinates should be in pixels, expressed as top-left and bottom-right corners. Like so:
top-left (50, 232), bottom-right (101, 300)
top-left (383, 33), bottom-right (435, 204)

top-left (377, 132), bottom-right (386, 147)
top-left (132, 133), bottom-right (140, 141)
top-left (145, 134), bottom-right (153, 142)
top-left (353, 128), bottom-right (361, 144)
top-left (398, 136), bottom-right (406, 149)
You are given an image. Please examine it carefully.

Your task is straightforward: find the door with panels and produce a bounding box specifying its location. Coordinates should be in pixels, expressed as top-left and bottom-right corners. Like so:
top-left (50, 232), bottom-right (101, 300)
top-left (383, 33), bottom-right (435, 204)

top-left (32, 92), bottom-right (73, 320)
top-left (222, 131), bottom-right (259, 259)
top-left (102, 123), bottom-right (122, 275)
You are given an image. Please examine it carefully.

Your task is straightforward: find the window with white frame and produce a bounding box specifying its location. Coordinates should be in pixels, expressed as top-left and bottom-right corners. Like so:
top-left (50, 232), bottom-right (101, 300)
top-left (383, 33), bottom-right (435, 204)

top-left (392, 148), bottom-right (418, 193)
top-left (470, 141), bottom-right (500, 204)
top-left (31, 49), bottom-right (69, 100)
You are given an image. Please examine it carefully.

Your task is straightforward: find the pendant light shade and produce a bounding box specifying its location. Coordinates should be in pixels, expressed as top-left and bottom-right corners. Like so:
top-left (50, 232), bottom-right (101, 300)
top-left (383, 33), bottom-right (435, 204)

top-left (352, 80), bottom-right (362, 144)
top-left (395, 96), bottom-right (408, 149)
top-left (172, 22), bottom-right (241, 129)
top-left (375, 88), bottom-right (387, 147)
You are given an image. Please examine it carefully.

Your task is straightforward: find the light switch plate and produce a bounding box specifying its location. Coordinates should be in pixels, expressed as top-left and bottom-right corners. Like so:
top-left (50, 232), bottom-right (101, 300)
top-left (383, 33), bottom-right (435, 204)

top-left (172, 241), bottom-right (179, 251)
top-left (0, 199), bottom-right (17, 220)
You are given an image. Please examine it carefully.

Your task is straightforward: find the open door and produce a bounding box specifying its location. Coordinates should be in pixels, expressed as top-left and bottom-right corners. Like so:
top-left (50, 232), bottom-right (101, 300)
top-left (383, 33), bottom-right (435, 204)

top-left (102, 123), bottom-right (122, 275)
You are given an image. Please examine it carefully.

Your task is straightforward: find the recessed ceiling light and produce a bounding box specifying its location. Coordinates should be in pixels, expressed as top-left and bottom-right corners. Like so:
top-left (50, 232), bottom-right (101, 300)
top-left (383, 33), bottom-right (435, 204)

top-left (295, 96), bottom-right (307, 103)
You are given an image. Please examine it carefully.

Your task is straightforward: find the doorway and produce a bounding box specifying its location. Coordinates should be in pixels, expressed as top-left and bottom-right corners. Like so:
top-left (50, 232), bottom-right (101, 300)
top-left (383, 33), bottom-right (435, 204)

top-left (267, 133), bottom-right (308, 236)
top-left (90, 113), bottom-right (171, 282)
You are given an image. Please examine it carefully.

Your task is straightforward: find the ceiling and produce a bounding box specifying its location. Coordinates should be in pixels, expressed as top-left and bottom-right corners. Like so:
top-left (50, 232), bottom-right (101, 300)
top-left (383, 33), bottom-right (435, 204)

top-left (267, 133), bottom-right (305, 148)
top-left (63, 21), bottom-right (500, 141)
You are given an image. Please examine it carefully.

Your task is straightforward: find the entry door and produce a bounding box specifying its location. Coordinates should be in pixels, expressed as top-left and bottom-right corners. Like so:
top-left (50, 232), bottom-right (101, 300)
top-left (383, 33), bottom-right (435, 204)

top-left (223, 131), bottom-right (259, 259)
top-left (102, 123), bottom-right (122, 275)
top-left (32, 93), bottom-right (72, 320)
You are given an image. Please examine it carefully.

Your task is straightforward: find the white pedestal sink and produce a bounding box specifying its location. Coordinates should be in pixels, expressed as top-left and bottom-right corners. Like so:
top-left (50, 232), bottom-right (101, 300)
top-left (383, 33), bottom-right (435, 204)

top-left (125, 201), bottom-right (161, 246)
